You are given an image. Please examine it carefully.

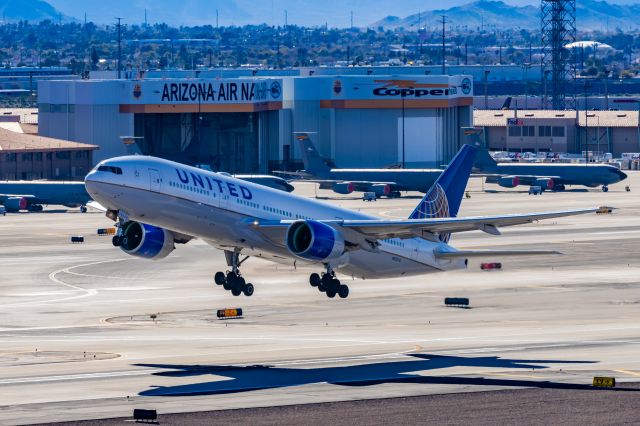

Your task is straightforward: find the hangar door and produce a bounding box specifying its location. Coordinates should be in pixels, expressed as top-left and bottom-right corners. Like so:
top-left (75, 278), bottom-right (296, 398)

top-left (133, 112), bottom-right (259, 173)
top-left (397, 116), bottom-right (443, 167)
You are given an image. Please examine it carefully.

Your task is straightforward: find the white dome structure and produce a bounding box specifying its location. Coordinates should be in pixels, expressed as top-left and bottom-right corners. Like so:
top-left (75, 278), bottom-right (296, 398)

top-left (565, 41), bottom-right (615, 51)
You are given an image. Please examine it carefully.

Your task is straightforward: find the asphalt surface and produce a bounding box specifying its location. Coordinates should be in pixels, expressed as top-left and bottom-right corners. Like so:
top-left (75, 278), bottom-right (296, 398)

top-left (1, 174), bottom-right (639, 425)
top-left (48, 384), bottom-right (640, 426)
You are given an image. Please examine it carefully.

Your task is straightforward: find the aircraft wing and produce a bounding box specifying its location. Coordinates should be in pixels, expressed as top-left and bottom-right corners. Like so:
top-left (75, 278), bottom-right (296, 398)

top-left (252, 207), bottom-right (604, 243)
top-left (0, 194), bottom-right (36, 200)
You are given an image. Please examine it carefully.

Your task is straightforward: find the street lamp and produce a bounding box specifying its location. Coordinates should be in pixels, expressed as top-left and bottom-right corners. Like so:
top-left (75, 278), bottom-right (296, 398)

top-left (542, 70), bottom-right (550, 110)
top-left (484, 70), bottom-right (490, 109)
top-left (583, 79), bottom-right (590, 163)
top-left (522, 63), bottom-right (532, 110)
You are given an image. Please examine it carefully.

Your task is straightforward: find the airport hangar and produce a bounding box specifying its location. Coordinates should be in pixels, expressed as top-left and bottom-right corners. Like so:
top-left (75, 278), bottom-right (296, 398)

top-left (37, 73), bottom-right (473, 173)
top-left (474, 109), bottom-right (640, 159)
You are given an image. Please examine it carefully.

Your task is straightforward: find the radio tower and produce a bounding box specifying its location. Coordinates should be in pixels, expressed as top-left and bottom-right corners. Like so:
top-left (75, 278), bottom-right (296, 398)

top-left (541, 0), bottom-right (576, 110)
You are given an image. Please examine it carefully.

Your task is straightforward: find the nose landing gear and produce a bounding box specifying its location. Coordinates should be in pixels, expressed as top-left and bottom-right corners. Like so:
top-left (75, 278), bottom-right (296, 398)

top-left (309, 268), bottom-right (349, 299)
top-left (214, 249), bottom-right (254, 296)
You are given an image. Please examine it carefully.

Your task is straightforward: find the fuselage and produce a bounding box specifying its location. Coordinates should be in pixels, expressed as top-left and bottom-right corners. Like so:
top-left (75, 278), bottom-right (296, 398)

top-left (0, 181), bottom-right (90, 206)
top-left (308, 169), bottom-right (442, 192)
top-left (484, 163), bottom-right (627, 187)
top-left (84, 156), bottom-right (465, 279)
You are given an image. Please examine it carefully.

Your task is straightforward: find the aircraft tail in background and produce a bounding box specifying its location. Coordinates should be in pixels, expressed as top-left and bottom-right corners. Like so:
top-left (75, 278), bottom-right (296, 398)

top-left (293, 132), bottom-right (331, 173)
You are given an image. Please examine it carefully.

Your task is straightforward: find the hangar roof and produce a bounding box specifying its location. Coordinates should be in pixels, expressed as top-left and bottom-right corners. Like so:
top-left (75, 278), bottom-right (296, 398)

top-left (0, 127), bottom-right (98, 153)
top-left (474, 110), bottom-right (639, 128)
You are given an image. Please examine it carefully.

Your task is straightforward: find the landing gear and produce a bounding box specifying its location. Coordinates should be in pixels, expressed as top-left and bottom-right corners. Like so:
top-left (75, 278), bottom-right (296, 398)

top-left (214, 249), bottom-right (254, 296)
top-left (80, 205), bottom-right (87, 213)
top-left (310, 267), bottom-right (349, 299)
top-left (602, 185), bottom-right (609, 192)
top-left (553, 184), bottom-right (566, 192)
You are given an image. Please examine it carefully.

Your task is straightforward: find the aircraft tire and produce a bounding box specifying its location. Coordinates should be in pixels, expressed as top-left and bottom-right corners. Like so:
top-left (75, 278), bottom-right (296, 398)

top-left (214, 272), bottom-right (226, 285)
top-left (309, 273), bottom-right (321, 287)
top-left (602, 186), bottom-right (609, 192)
top-left (338, 285), bottom-right (349, 299)
top-left (80, 206), bottom-right (87, 213)
top-left (231, 287), bottom-right (242, 296)
top-left (326, 289), bottom-right (337, 298)
top-left (243, 283), bottom-right (254, 296)
top-left (112, 236), bottom-right (121, 247)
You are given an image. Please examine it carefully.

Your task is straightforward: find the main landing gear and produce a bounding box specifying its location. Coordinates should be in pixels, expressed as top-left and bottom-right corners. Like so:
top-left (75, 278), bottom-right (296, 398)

top-left (214, 249), bottom-right (254, 296)
top-left (602, 185), bottom-right (609, 192)
top-left (309, 267), bottom-right (349, 299)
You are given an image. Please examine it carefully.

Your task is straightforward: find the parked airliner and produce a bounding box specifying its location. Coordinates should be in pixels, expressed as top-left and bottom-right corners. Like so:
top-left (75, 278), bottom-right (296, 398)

top-left (85, 144), bottom-right (603, 299)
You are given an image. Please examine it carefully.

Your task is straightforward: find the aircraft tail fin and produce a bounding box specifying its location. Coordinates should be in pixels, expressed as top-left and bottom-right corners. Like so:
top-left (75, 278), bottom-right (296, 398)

top-left (501, 96), bottom-right (513, 110)
top-left (461, 127), bottom-right (498, 172)
top-left (293, 133), bottom-right (331, 173)
top-left (409, 143), bottom-right (478, 222)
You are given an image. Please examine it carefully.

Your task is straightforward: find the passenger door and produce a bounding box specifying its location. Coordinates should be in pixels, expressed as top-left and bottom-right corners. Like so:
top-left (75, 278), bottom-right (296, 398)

top-left (149, 168), bottom-right (162, 192)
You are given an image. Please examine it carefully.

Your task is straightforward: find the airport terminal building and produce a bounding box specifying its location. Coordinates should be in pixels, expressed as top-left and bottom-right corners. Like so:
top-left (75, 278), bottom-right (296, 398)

top-left (38, 73), bottom-right (473, 173)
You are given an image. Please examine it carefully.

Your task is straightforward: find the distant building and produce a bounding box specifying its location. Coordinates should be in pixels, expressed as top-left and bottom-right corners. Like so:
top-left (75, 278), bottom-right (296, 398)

top-left (38, 72), bottom-right (473, 172)
top-left (0, 126), bottom-right (97, 181)
top-left (474, 109), bottom-right (640, 156)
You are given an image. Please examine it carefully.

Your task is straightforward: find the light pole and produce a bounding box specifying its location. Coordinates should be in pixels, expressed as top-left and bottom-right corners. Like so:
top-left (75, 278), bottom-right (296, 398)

top-left (583, 79), bottom-right (590, 163)
top-left (543, 70), bottom-right (550, 110)
top-left (522, 63), bottom-right (531, 110)
top-left (484, 70), bottom-right (490, 109)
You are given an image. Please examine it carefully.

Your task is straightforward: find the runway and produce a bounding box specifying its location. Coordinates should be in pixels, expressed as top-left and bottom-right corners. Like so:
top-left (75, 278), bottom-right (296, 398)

top-left (0, 174), bottom-right (639, 424)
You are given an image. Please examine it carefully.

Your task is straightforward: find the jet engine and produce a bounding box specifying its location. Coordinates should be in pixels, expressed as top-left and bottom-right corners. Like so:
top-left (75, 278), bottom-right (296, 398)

top-left (114, 221), bottom-right (175, 260)
top-left (4, 197), bottom-right (28, 212)
top-left (333, 182), bottom-right (355, 194)
top-left (497, 176), bottom-right (520, 188)
top-left (370, 184), bottom-right (391, 197)
top-left (533, 178), bottom-right (554, 190)
top-left (285, 220), bottom-right (345, 262)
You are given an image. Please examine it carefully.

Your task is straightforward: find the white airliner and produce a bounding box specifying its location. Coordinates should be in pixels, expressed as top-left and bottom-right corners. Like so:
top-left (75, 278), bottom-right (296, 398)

top-left (84, 144), bottom-right (603, 299)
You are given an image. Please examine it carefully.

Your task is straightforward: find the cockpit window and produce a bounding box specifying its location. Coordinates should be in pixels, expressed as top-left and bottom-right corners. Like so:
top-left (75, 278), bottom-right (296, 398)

top-left (98, 165), bottom-right (123, 175)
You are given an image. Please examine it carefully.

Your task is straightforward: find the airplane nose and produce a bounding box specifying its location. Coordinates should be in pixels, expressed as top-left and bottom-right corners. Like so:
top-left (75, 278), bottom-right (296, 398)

top-left (616, 169), bottom-right (628, 182)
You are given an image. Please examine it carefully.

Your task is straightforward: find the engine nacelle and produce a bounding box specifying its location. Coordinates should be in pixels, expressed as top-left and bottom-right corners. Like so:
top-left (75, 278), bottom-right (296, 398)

top-left (497, 176), bottom-right (520, 188)
top-left (333, 182), bottom-right (355, 194)
top-left (4, 197), bottom-right (28, 212)
top-left (285, 220), bottom-right (345, 262)
top-left (118, 221), bottom-right (175, 260)
top-left (370, 184), bottom-right (391, 197)
top-left (534, 178), bottom-right (554, 190)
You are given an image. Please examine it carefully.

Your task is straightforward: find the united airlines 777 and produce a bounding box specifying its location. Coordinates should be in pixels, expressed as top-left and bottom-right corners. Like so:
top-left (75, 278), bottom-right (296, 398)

top-left (84, 144), bottom-right (604, 299)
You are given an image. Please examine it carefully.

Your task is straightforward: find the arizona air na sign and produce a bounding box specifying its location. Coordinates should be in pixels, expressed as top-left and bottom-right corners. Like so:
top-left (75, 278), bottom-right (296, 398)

top-left (128, 79), bottom-right (283, 104)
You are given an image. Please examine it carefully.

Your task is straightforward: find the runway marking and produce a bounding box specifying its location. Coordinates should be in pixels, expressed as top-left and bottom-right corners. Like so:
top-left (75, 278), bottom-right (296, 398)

top-left (614, 369), bottom-right (640, 378)
top-left (490, 372), bottom-right (546, 380)
top-left (2, 259), bottom-right (128, 307)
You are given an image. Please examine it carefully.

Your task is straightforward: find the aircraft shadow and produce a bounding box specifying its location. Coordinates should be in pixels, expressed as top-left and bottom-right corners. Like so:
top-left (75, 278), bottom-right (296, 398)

top-left (134, 353), bottom-right (628, 397)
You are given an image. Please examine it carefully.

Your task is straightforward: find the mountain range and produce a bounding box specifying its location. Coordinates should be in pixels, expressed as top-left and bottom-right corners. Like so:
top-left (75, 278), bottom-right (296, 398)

top-left (4, 0), bottom-right (640, 30)
top-left (377, 0), bottom-right (640, 31)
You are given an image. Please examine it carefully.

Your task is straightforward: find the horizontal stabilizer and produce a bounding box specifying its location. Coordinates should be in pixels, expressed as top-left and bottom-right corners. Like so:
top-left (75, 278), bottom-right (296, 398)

top-left (434, 249), bottom-right (561, 259)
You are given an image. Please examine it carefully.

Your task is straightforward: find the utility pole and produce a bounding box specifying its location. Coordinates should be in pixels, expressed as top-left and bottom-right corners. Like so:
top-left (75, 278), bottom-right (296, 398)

top-left (115, 17), bottom-right (123, 79)
top-left (441, 15), bottom-right (447, 75)
top-left (350, 11), bottom-right (353, 29)
top-left (216, 9), bottom-right (219, 28)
